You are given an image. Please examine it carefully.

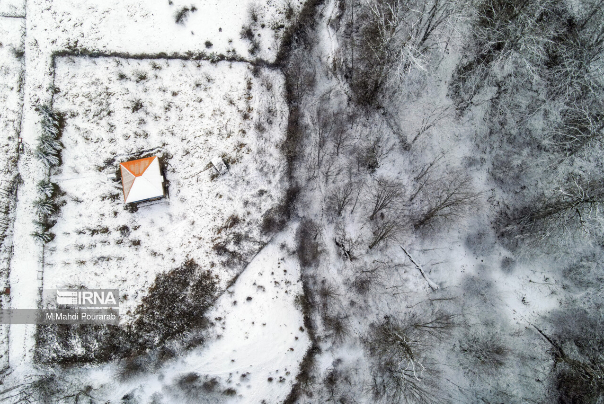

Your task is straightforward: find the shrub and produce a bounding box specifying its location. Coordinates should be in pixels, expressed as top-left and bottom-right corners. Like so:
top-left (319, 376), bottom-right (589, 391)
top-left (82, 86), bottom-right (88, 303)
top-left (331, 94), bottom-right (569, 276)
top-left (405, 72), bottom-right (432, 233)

top-left (131, 99), bottom-right (144, 113)
top-left (37, 179), bottom-right (56, 198)
top-left (31, 231), bottom-right (54, 243)
top-left (174, 6), bottom-right (196, 24)
top-left (240, 26), bottom-right (255, 42)
top-left (133, 71), bottom-right (147, 83)
top-left (223, 388), bottom-right (237, 396)
top-left (124, 203), bottom-right (138, 213)
top-left (33, 198), bottom-right (56, 216)
top-left (323, 315), bottom-right (349, 344)
top-left (459, 330), bottom-right (509, 371)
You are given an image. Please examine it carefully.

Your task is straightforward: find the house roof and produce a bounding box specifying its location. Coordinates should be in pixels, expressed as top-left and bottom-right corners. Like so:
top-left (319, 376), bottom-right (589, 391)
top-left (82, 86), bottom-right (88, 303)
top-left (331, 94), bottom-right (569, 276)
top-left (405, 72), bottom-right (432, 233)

top-left (120, 156), bottom-right (164, 203)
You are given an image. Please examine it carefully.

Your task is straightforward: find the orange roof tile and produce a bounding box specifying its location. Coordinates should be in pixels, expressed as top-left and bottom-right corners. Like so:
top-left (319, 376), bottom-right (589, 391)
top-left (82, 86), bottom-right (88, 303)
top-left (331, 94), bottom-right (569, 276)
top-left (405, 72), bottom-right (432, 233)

top-left (120, 156), bottom-right (156, 177)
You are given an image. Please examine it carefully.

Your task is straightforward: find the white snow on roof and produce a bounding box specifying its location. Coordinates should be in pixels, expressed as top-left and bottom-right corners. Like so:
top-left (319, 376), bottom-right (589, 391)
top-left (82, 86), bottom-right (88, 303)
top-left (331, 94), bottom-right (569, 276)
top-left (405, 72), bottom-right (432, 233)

top-left (123, 157), bottom-right (164, 204)
top-left (211, 156), bottom-right (228, 175)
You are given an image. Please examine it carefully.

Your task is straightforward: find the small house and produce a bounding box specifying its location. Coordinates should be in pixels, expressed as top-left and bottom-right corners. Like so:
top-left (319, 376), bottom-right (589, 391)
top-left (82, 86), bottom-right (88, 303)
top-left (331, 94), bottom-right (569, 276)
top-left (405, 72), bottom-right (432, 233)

top-left (120, 156), bottom-right (164, 204)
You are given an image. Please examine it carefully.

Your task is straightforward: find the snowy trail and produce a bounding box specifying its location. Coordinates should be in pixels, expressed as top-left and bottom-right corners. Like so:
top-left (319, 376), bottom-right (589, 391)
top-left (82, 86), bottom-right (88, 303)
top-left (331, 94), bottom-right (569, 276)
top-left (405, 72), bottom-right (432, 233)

top-left (1, 1), bottom-right (49, 375)
top-left (0, 14), bottom-right (25, 373)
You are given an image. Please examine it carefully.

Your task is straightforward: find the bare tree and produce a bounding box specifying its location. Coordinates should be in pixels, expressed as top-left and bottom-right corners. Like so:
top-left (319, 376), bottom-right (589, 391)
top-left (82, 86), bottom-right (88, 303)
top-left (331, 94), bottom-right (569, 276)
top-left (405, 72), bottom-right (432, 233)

top-left (330, 114), bottom-right (355, 156)
top-left (368, 0), bottom-right (457, 74)
top-left (408, 153), bottom-right (444, 203)
top-left (501, 175), bottom-right (604, 242)
top-left (409, 106), bottom-right (451, 146)
top-left (364, 310), bottom-right (454, 403)
top-left (334, 223), bottom-right (363, 259)
top-left (549, 100), bottom-right (604, 155)
top-left (369, 179), bottom-right (403, 220)
top-left (327, 182), bottom-right (356, 216)
top-left (338, 0), bottom-right (462, 105)
top-left (413, 172), bottom-right (480, 229)
top-left (368, 218), bottom-right (399, 250)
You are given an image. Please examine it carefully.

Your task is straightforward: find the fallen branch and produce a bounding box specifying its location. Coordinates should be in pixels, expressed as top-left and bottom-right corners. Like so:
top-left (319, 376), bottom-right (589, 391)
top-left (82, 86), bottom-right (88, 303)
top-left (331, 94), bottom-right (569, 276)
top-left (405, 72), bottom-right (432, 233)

top-left (399, 245), bottom-right (439, 291)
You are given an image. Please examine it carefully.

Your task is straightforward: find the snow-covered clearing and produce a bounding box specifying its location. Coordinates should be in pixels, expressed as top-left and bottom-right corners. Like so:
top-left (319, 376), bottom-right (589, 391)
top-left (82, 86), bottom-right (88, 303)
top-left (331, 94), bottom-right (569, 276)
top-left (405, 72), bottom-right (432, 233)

top-left (47, 56), bottom-right (288, 318)
top-left (179, 225), bottom-right (310, 403)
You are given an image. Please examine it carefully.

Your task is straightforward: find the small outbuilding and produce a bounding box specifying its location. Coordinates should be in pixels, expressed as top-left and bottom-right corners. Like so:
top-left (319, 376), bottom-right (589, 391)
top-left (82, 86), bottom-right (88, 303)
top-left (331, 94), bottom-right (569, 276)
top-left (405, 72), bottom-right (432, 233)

top-left (211, 156), bottom-right (228, 176)
top-left (120, 156), bottom-right (165, 204)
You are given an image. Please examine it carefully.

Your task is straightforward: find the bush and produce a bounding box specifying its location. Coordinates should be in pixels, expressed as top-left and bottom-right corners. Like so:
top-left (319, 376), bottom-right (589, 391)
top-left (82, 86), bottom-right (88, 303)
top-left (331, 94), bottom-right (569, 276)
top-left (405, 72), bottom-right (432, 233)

top-left (118, 355), bottom-right (150, 380)
top-left (31, 231), bottom-right (54, 243)
top-left (131, 99), bottom-right (144, 113)
top-left (37, 179), bottom-right (56, 198)
top-left (33, 198), bottom-right (56, 217)
top-left (222, 388), bottom-right (237, 396)
top-left (459, 330), bottom-right (509, 372)
top-left (133, 71), bottom-right (147, 83)
top-left (323, 315), bottom-right (349, 345)
top-left (174, 6), bottom-right (196, 24)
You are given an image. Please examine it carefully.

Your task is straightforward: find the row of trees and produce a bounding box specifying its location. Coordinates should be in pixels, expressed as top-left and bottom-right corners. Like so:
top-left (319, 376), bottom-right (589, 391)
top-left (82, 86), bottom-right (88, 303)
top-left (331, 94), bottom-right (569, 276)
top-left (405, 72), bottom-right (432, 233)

top-left (31, 105), bottom-right (63, 243)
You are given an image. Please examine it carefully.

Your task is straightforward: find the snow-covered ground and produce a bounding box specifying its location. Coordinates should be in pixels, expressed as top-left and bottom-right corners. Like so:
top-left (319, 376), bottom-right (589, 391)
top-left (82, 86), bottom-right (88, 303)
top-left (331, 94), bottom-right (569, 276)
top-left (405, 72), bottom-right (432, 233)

top-left (0, 0), bottom-right (24, 16)
top-left (103, 225), bottom-right (310, 403)
top-left (3, 0), bottom-right (311, 393)
top-left (47, 56), bottom-right (288, 318)
top-left (13, 225), bottom-right (310, 403)
top-left (28, 0), bottom-right (298, 62)
top-left (0, 15), bottom-right (27, 373)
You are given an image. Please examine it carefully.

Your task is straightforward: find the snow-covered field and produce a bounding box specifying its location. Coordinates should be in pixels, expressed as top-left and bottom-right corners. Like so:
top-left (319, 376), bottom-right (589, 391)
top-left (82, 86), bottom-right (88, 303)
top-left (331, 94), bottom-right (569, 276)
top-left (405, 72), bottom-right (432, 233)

top-left (28, 0), bottom-right (298, 62)
top-left (2, 0), bottom-right (314, 395)
top-left (47, 56), bottom-right (288, 318)
top-left (8, 225), bottom-right (309, 403)
top-left (96, 225), bottom-right (310, 403)
top-left (0, 0), bottom-right (24, 16)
